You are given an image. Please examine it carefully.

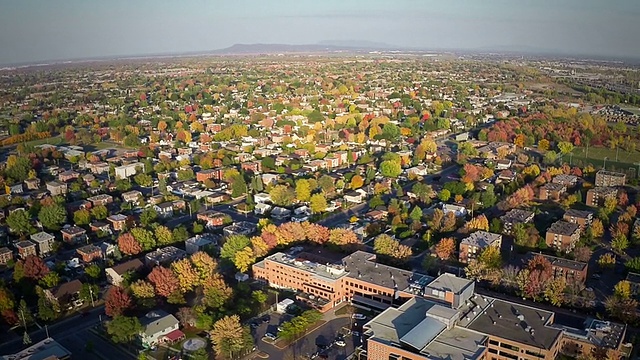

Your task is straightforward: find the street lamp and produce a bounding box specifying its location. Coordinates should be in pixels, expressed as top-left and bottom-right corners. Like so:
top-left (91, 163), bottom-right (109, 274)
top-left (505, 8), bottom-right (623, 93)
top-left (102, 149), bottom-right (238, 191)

top-left (603, 157), bottom-right (609, 170)
top-left (89, 286), bottom-right (96, 308)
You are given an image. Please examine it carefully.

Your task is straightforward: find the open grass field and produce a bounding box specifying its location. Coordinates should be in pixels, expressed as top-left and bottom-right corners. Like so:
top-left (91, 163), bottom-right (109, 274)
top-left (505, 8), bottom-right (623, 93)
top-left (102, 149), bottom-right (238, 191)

top-left (568, 146), bottom-right (640, 175)
top-left (22, 135), bottom-right (64, 147)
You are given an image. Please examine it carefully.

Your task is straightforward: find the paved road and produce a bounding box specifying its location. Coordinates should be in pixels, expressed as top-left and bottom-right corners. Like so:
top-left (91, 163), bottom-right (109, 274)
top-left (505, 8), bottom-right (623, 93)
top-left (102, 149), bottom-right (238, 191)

top-left (0, 305), bottom-right (107, 355)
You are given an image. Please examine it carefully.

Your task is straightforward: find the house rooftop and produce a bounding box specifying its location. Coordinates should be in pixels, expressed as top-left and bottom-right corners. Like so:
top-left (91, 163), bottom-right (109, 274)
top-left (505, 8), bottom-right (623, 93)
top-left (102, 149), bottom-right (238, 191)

top-left (31, 231), bottom-right (55, 243)
top-left (461, 231), bottom-right (502, 248)
top-left (541, 183), bottom-right (566, 191)
top-left (77, 244), bottom-right (101, 255)
top-left (15, 240), bottom-right (35, 249)
top-left (140, 310), bottom-right (179, 337)
top-left (110, 258), bottom-right (144, 276)
top-left (564, 209), bottom-right (593, 219)
top-left (596, 170), bottom-right (626, 178)
top-left (61, 226), bottom-right (86, 235)
top-left (500, 209), bottom-right (534, 223)
top-left (547, 221), bottom-right (580, 236)
top-left (528, 253), bottom-right (587, 272)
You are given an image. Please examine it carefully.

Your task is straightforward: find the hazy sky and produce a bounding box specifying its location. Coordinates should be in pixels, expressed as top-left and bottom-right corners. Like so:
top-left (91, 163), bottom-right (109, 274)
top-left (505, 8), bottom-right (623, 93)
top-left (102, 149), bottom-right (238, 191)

top-left (1, 0), bottom-right (639, 65)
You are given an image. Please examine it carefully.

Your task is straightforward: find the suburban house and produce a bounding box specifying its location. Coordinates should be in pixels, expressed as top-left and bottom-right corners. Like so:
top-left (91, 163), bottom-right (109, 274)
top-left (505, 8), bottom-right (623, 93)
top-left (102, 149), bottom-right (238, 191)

top-left (254, 203), bottom-right (272, 216)
top-left (87, 194), bottom-right (113, 207)
top-left (343, 189), bottom-right (367, 204)
top-left (115, 162), bottom-right (143, 179)
top-left (122, 190), bottom-right (143, 204)
top-left (223, 221), bottom-right (256, 237)
top-left (500, 209), bottom-right (534, 235)
top-left (196, 211), bottom-right (228, 228)
top-left (145, 246), bottom-right (187, 267)
top-left (254, 193), bottom-right (272, 204)
top-left (61, 226), bottom-right (88, 244)
top-left (563, 209), bottom-right (594, 229)
top-left (138, 310), bottom-right (181, 348)
top-left (15, 240), bottom-right (37, 259)
top-left (24, 178), bottom-right (41, 190)
top-left (30, 232), bottom-right (55, 257)
top-left (46, 181), bottom-right (67, 196)
top-left (154, 202), bottom-right (174, 219)
top-left (44, 279), bottom-right (83, 308)
top-left (271, 207), bottom-right (292, 220)
top-left (546, 220), bottom-right (581, 252)
top-left (76, 244), bottom-right (102, 263)
top-left (0, 247), bottom-right (14, 265)
top-left (106, 258), bottom-right (144, 286)
top-left (459, 231), bottom-right (503, 264)
top-left (107, 214), bottom-right (129, 231)
top-left (185, 234), bottom-right (217, 255)
top-left (58, 170), bottom-right (80, 182)
top-left (442, 204), bottom-right (467, 217)
top-left (90, 221), bottom-right (111, 234)
top-left (538, 183), bottom-right (566, 201)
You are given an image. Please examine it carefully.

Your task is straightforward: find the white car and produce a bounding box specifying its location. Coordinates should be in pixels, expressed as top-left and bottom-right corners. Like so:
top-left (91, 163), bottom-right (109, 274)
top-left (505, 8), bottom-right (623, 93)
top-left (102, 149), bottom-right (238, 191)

top-left (264, 333), bottom-right (277, 340)
top-left (352, 314), bottom-right (366, 320)
top-left (335, 340), bottom-right (346, 347)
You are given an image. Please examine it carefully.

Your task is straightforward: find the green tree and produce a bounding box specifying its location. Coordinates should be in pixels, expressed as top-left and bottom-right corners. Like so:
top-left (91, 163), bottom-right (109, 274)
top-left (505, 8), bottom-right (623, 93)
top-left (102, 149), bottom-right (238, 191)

top-left (37, 296), bottom-right (58, 322)
top-left (73, 209), bottom-right (91, 225)
top-left (409, 206), bottom-right (423, 222)
top-left (38, 204), bottom-right (67, 231)
top-left (220, 235), bottom-right (251, 263)
top-left (269, 185), bottom-right (296, 206)
top-left (140, 208), bottom-right (158, 227)
top-left (172, 226), bottom-right (190, 243)
top-left (131, 228), bottom-right (155, 251)
top-left (231, 174), bottom-right (248, 198)
top-left (133, 173), bottom-right (152, 187)
top-left (85, 264), bottom-right (102, 280)
top-left (557, 141), bottom-right (574, 155)
top-left (107, 316), bottom-right (143, 343)
top-left (380, 160), bottom-right (402, 178)
top-left (438, 189), bottom-right (451, 202)
top-left (6, 210), bottom-right (35, 235)
top-left (154, 225), bottom-right (173, 246)
top-left (39, 272), bottom-right (60, 288)
top-left (91, 205), bottom-right (108, 220)
top-left (295, 179), bottom-right (311, 202)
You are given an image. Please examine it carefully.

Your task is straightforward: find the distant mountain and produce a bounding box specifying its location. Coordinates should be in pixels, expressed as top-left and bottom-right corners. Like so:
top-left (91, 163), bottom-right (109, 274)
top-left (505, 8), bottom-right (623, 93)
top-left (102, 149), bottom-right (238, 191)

top-left (212, 42), bottom-right (403, 55)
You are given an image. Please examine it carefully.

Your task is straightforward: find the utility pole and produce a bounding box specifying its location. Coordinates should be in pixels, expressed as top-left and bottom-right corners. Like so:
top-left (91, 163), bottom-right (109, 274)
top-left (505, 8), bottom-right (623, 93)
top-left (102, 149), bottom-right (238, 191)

top-left (616, 146), bottom-right (620, 162)
top-left (89, 286), bottom-right (96, 308)
top-left (603, 157), bottom-right (609, 170)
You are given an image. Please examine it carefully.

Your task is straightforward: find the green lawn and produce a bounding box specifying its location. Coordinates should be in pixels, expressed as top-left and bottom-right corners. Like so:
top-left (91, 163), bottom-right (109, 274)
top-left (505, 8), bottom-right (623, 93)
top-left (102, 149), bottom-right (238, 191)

top-left (24, 135), bottom-right (64, 147)
top-left (568, 146), bottom-right (640, 174)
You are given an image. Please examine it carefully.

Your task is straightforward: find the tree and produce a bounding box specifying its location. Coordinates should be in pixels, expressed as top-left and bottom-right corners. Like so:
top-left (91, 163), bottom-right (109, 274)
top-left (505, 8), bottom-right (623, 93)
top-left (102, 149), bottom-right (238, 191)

top-left (557, 141), bottom-right (574, 155)
top-left (154, 225), bottom-right (173, 246)
top-left (191, 252), bottom-right (218, 281)
top-left (147, 267), bottom-right (179, 298)
top-left (612, 234), bottom-right (629, 253)
top-left (172, 226), bottom-right (190, 243)
top-left (598, 253), bottom-right (616, 270)
top-left (373, 234), bottom-right (412, 262)
top-left (230, 174), bottom-right (248, 198)
top-left (130, 280), bottom-right (155, 299)
top-left (350, 175), bottom-right (364, 189)
top-left (328, 228), bottom-right (360, 246)
top-left (133, 173), bottom-right (152, 187)
top-left (478, 246), bottom-right (502, 269)
top-left (538, 139), bottom-right (550, 151)
top-left (573, 246), bottom-right (593, 263)
top-left (464, 215), bottom-right (489, 232)
top-left (209, 315), bottom-right (253, 359)
top-left (117, 233), bottom-right (142, 255)
top-left (37, 203), bottom-right (67, 230)
top-left (411, 183), bottom-right (434, 203)
top-left (176, 307), bottom-right (196, 327)
top-left (409, 206), bottom-right (423, 222)
top-left (37, 296), bottom-right (58, 322)
top-left (0, 287), bottom-right (15, 313)
top-left (6, 210), bottom-right (35, 235)
top-left (544, 276), bottom-right (566, 306)
top-left (171, 258), bottom-right (200, 292)
top-left (39, 272), bottom-right (60, 288)
top-left (295, 179), bottom-right (311, 202)
top-left (221, 235), bottom-right (251, 263)
top-left (614, 280), bottom-right (632, 299)
top-left (309, 193), bottom-right (328, 214)
top-left (234, 247), bottom-right (257, 273)
top-left (269, 185), bottom-right (296, 206)
top-left (90, 205), bottom-right (108, 220)
top-left (202, 275), bottom-right (233, 310)
top-left (105, 286), bottom-right (132, 317)
top-left (438, 189), bottom-right (451, 202)
top-left (435, 238), bottom-right (456, 260)
top-left (73, 209), bottom-right (91, 225)
top-left (380, 160), bottom-right (401, 178)
top-left (107, 316), bottom-right (142, 343)
top-left (139, 208), bottom-right (158, 227)
top-left (131, 228), bottom-right (155, 251)
top-left (591, 219), bottom-right (604, 238)
top-left (85, 264), bottom-right (101, 280)
top-left (23, 255), bottom-right (50, 281)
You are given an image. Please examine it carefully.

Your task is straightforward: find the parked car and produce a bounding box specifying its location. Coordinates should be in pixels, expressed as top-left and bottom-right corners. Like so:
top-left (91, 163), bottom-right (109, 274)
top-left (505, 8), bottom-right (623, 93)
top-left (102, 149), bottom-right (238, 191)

top-left (264, 333), bottom-right (277, 340)
top-left (335, 340), bottom-right (346, 347)
top-left (352, 314), bottom-right (366, 320)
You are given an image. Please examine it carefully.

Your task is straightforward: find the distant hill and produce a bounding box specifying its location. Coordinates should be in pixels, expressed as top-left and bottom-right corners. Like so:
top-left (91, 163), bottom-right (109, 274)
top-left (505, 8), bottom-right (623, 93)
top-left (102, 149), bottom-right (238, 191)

top-left (212, 42), bottom-right (400, 55)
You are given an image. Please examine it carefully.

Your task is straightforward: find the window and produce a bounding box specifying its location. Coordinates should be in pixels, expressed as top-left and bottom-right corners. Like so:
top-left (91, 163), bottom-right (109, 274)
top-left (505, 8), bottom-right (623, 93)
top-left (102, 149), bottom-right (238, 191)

top-left (489, 340), bottom-right (499, 346)
top-left (389, 354), bottom-right (400, 360)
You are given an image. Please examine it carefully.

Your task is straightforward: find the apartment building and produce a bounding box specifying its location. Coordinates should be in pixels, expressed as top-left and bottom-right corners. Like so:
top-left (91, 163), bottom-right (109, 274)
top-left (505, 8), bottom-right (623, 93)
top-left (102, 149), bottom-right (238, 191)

top-left (563, 209), bottom-right (594, 229)
top-left (586, 187), bottom-right (618, 207)
top-left (30, 232), bottom-right (55, 257)
top-left (528, 252), bottom-right (588, 285)
top-left (595, 170), bottom-right (626, 187)
top-left (538, 183), bottom-right (566, 201)
top-left (15, 240), bottom-right (37, 259)
top-left (500, 209), bottom-right (534, 235)
top-left (552, 174), bottom-right (579, 187)
top-left (0, 247), bottom-right (13, 265)
top-left (145, 246), bottom-right (186, 267)
top-left (459, 231), bottom-right (502, 264)
top-left (546, 221), bottom-right (581, 252)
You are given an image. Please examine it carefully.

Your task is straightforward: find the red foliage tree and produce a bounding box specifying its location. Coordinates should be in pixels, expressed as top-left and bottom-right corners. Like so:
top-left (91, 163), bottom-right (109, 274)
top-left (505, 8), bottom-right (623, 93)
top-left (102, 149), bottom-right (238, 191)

top-left (23, 255), bottom-right (50, 281)
top-left (618, 192), bottom-right (629, 207)
top-left (148, 267), bottom-right (180, 298)
top-left (105, 286), bottom-right (132, 317)
top-left (117, 233), bottom-right (142, 256)
top-left (1, 309), bottom-right (18, 326)
top-left (304, 223), bottom-right (330, 244)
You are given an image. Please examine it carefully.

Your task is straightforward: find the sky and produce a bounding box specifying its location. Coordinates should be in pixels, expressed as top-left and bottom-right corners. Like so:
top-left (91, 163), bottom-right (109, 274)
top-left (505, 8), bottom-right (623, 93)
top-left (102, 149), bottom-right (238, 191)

top-left (1, 0), bottom-right (639, 65)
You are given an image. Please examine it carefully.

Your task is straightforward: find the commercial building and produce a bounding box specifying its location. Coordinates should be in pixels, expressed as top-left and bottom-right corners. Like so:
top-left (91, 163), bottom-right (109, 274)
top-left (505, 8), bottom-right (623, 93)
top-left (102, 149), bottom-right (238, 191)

top-left (546, 221), bottom-right (581, 252)
top-left (459, 231), bottom-right (502, 264)
top-left (1, 338), bottom-right (72, 360)
top-left (595, 170), bottom-right (626, 187)
top-left (500, 209), bottom-right (535, 235)
top-left (363, 280), bottom-right (630, 360)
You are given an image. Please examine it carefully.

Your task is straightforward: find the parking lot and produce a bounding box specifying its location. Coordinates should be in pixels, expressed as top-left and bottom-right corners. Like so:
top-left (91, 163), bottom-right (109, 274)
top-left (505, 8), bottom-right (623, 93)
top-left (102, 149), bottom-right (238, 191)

top-left (252, 309), bottom-right (365, 360)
